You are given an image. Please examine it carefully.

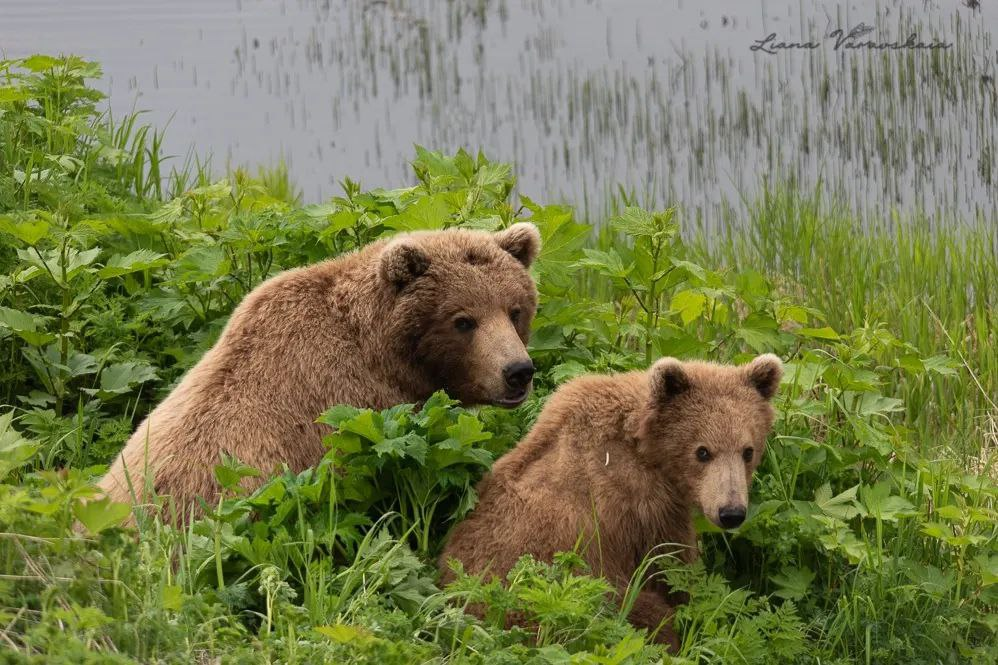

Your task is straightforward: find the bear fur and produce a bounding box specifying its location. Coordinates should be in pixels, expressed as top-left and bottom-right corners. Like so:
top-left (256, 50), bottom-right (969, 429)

top-left (99, 224), bottom-right (541, 519)
top-left (438, 354), bottom-right (783, 648)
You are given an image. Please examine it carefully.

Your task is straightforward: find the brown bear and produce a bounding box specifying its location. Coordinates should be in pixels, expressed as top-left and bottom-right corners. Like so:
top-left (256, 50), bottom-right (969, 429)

top-left (438, 354), bottom-right (783, 648)
top-left (98, 223), bottom-right (541, 519)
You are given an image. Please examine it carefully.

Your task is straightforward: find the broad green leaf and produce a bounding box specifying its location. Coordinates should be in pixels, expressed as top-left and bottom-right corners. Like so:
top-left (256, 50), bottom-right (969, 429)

top-left (671, 259), bottom-right (708, 283)
top-left (84, 362), bottom-right (158, 398)
top-left (315, 623), bottom-right (376, 644)
top-left (0, 217), bottom-right (49, 245)
top-left (0, 411), bottom-right (38, 481)
top-left (21, 55), bottom-right (61, 71)
top-left (670, 289), bottom-right (707, 325)
top-left (172, 246), bottom-right (229, 283)
top-left (338, 410), bottom-right (384, 444)
top-left (0, 306), bottom-right (39, 332)
top-left (73, 496), bottom-right (132, 533)
top-left (813, 482), bottom-right (860, 521)
top-left (98, 249), bottom-right (168, 278)
top-left (797, 326), bottom-right (840, 340)
top-left (770, 566), bottom-right (815, 601)
top-left (445, 414), bottom-right (493, 447)
top-left (161, 585), bottom-right (183, 611)
top-left (858, 481), bottom-right (915, 521)
top-left (385, 193), bottom-right (453, 231)
top-left (0, 86), bottom-right (30, 103)
top-left (921, 354), bottom-right (959, 376)
top-left (317, 404), bottom-right (364, 427)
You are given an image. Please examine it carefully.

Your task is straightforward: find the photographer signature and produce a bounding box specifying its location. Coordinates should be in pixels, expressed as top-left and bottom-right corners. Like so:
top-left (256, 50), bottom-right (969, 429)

top-left (750, 23), bottom-right (952, 54)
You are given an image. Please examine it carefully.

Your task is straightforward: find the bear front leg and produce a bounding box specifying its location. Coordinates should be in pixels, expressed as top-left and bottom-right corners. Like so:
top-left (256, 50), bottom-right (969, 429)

top-left (625, 588), bottom-right (680, 652)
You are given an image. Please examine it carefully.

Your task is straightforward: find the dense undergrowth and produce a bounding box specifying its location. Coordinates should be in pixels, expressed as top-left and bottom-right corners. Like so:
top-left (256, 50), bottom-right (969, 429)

top-left (0, 56), bottom-right (995, 664)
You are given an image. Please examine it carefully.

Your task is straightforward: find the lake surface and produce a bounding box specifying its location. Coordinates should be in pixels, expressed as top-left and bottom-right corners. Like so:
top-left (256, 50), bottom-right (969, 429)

top-left (2, 0), bottom-right (996, 229)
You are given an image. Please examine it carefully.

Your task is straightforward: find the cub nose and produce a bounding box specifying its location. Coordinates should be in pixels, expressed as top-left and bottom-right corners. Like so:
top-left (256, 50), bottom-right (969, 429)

top-left (718, 505), bottom-right (746, 529)
top-left (503, 360), bottom-right (535, 391)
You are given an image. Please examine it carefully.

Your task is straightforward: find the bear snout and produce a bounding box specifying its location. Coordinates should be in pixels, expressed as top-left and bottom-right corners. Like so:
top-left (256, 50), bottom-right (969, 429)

top-left (503, 360), bottom-right (535, 392)
top-left (717, 504), bottom-right (747, 529)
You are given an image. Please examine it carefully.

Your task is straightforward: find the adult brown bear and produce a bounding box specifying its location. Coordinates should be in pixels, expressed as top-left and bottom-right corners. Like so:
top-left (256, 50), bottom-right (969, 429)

top-left (99, 224), bottom-right (541, 520)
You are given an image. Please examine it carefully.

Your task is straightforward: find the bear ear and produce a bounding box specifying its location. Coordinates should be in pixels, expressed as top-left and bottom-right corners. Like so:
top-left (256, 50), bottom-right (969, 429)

top-left (494, 222), bottom-right (541, 268)
top-left (379, 239), bottom-right (430, 288)
top-left (745, 353), bottom-right (783, 400)
top-left (649, 357), bottom-right (690, 403)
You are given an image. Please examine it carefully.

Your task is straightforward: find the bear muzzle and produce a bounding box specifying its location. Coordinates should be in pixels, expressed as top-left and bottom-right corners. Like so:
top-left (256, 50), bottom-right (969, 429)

top-left (494, 360), bottom-right (535, 406)
top-left (717, 504), bottom-right (747, 529)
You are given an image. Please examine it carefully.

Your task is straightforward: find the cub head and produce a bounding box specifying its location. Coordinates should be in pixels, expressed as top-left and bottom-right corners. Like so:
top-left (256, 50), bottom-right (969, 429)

top-left (378, 223), bottom-right (540, 407)
top-left (637, 354), bottom-right (783, 530)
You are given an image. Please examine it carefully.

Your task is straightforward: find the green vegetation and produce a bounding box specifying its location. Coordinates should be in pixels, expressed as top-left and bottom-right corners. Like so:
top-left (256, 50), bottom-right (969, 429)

top-left (1, 56), bottom-right (995, 664)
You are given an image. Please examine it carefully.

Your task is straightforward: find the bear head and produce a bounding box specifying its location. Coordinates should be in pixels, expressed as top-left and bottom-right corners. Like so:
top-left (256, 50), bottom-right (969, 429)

top-left (635, 354), bottom-right (783, 530)
top-left (378, 223), bottom-right (541, 407)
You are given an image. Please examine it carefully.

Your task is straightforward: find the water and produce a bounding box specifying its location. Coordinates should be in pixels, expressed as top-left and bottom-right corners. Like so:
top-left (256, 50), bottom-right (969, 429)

top-left (2, 0), bottom-right (996, 228)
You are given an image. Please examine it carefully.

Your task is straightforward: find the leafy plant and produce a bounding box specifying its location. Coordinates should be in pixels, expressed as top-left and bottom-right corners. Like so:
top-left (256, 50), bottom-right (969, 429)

top-left (0, 55), bottom-right (995, 664)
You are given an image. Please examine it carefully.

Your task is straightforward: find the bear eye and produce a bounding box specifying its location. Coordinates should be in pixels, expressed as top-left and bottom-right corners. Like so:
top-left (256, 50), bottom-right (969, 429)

top-left (454, 316), bottom-right (477, 332)
top-left (696, 446), bottom-right (711, 463)
top-left (743, 447), bottom-right (754, 463)
top-left (510, 308), bottom-right (521, 324)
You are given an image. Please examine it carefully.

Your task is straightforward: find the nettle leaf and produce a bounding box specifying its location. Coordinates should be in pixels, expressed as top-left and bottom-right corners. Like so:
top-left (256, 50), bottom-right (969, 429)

top-left (338, 410), bottom-right (384, 444)
top-left (385, 193), bottom-right (454, 231)
top-left (854, 391), bottom-right (905, 417)
top-left (73, 496), bottom-right (131, 533)
top-left (857, 481), bottom-right (916, 522)
top-left (671, 259), bottom-right (708, 284)
top-left (98, 249), bottom-right (168, 278)
top-left (83, 361), bottom-right (158, 398)
top-left (446, 414), bottom-right (493, 447)
top-left (0, 411), bottom-right (39, 481)
top-left (0, 306), bottom-right (41, 332)
top-left (783, 360), bottom-right (825, 392)
top-left (921, 354), bottom-right (960, 376)
top-left (770, 566), bottom-right (816, 601)
top-left (0, 85), bottom-right (30, 103)
top-left (172, 245), bottom-right (230, 283)
top-left (373, 433), bottom-right (429, 464)
top-left (214, 454), bottom-right (262, 491)
top-left (736, 324), bottom-right (781, 353)
top-left (16, 246), bottom-right (101, 285)
top-left (797, 326), bottom-right (840, 340)
top-left (974, 554), bottom-right (998, 587)
top-left (317, 404), bottom-right (364, 427)
top-left (20, 54), bottom-right (62, 72)
top-left (0, 216), bottom-right (50, 245)
top-left (813, 482), bottom-right (860, 521)
top-left (670, 289), bottom-right (707, 326)
top-left (574, 248), bottom-right (630, 278)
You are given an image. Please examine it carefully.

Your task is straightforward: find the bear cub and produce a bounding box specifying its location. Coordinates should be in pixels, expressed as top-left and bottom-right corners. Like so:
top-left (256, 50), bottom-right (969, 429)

top-left (439, 354), bottom-right (783, 648)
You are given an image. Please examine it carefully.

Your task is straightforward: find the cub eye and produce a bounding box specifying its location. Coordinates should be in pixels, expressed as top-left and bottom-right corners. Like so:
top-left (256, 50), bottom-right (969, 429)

top-left (510, 308), bottom-right (521, 324)
top-left (743, 447), bottom-right (754, 463)
top-left (696, 446), bottom-right (711, 463)
top-left (454, 316), bottom-right (477, 332)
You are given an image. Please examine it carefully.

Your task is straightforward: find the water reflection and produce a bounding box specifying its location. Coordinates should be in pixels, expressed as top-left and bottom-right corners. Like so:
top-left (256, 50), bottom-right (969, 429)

top-left (1, 0), bottom-right (995, 227)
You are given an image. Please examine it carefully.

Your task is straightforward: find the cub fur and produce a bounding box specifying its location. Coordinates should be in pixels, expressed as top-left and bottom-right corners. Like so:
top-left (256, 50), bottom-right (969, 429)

top-left (439, 354), bottom-right (783, 647)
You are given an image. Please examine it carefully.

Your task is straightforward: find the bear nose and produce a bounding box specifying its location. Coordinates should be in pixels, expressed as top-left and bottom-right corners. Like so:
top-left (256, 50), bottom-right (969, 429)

top-left (503, 361), bottom-right (535, 391)
top-left (718, 506), bottom-right (746, 529)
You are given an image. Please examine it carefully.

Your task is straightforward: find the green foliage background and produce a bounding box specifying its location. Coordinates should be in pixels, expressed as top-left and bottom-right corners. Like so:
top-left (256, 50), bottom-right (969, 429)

top-left (0, 57), bottom-right (995, 664)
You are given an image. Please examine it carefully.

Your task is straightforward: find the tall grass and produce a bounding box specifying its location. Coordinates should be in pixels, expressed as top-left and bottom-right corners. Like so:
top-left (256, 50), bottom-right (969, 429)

top-left (691, 186), bottom-right (997, 464)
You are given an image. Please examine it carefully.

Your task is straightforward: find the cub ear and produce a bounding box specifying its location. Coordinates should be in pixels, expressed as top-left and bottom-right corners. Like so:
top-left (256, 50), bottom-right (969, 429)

top-left (379, 239), bottom-right (430, 287)
top-left (745, 353), bottom-right (783, 400)
top-left (494, 222), bottom-right (541, 268)
top-left (649, 357), bottom-right (690, 403)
